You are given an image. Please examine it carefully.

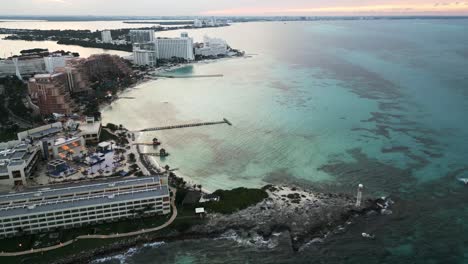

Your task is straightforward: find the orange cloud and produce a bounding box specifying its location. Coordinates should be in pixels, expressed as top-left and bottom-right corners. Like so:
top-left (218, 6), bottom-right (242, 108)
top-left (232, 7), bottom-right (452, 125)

top-left (202, 2), bottom-right (468, 15)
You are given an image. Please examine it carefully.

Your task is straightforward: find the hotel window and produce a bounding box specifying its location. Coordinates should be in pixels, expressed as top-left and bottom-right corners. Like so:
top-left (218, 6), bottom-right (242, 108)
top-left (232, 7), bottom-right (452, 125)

top-left (12, 171), bottom-right (22, 179)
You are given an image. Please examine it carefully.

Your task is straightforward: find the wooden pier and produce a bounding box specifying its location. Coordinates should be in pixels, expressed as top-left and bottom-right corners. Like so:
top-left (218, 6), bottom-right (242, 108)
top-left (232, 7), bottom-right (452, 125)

top-left (132, 143), bottom-right (160, 146)
top-left (136, 118), bottom-right (232, 132)
top-left (141, 153), bottom-right (170, 157)
top-left (152, 74), bottom-right (223, 79)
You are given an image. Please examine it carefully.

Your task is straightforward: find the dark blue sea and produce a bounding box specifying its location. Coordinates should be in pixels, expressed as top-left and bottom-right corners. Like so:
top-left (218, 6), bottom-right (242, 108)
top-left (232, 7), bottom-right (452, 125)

top-left (98, 19), bottom-right (468, 263)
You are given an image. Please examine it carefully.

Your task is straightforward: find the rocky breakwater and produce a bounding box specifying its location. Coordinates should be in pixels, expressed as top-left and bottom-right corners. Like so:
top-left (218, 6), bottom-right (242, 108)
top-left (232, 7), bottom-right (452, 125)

top-left (51, 185), bottom-right (391, 264)
top-left (190, 185), bottom-right (392, 251)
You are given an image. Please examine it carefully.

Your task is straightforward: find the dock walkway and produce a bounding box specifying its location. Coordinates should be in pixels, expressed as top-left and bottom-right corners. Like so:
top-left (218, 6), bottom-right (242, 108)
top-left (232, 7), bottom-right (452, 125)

top-left (152, 74), bottom-right (223, 79)
top-left (136, 118), bottom-right (232, 132)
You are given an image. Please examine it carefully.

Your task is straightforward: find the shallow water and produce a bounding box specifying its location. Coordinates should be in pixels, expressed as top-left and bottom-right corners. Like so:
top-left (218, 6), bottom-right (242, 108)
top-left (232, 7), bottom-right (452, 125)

top-left (99, 20), bottom-right (468, 263)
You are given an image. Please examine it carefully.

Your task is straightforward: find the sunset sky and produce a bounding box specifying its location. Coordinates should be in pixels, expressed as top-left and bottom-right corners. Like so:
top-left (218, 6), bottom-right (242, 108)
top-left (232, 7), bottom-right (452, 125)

top-left (2, 0), bottom-right (468, 16)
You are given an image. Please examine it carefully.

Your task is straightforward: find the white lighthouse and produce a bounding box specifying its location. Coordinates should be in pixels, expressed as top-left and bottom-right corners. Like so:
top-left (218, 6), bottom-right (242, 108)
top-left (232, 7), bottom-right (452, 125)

top-left (355, 184), bottom-right (364, 207)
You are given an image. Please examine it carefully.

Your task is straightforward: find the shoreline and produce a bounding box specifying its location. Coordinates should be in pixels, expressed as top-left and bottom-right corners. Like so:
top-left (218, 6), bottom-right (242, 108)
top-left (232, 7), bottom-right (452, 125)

top-left (48, 187), bottom-right (393, 264)
top-left (102, 56), bottom-right (247, 194)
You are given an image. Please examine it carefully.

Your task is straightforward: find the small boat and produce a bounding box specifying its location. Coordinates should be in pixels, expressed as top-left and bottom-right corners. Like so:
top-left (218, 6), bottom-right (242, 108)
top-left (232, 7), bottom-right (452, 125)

top-left (458, 178), bottom-right (468, 185)
top-left (362, 233), bottom-right (375, 239)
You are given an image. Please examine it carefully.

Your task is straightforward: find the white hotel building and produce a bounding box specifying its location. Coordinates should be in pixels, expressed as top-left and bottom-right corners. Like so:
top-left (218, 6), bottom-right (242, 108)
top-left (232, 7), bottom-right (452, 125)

top-left (133, 42), bottom-right (158, 67)
top-left (132, 32), bottom-right (195, 65)
top-left (101, 30), bottom-right (113, 43)
top-left (0, 176), bottom-right (171, 237)
top-left (154, 32), bottom-right (194, 61)
top-left (195, 36), bottom-right (229, 57)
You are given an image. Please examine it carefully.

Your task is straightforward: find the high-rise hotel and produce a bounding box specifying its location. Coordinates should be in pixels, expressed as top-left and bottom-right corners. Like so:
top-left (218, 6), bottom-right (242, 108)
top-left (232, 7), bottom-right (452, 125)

top-left (154, 32), bottom-right (194, 61)
top-left (132, 32), bottom-right (195, 66)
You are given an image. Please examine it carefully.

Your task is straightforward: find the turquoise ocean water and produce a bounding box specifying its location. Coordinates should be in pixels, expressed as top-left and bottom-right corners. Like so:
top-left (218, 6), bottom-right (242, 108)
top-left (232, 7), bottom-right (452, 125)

top-left (99, 20), bottom-right (468, 263)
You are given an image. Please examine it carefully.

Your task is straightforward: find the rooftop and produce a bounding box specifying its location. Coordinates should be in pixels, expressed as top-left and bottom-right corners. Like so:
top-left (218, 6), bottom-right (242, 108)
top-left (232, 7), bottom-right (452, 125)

top-left (79, 120), bottom-right (101, 135)
top-left (24, 126), bottom-right (62, 140)
top-left (54, 136), bottom-right (81, 146)
top-left (0, 176), bottom-right (164, 204)
top-left (0, 186), bottom-right (169, 218)
top-left (0, 143), bottom-right (38, 174)
top-left (33, 72), bottom-right (64, 79)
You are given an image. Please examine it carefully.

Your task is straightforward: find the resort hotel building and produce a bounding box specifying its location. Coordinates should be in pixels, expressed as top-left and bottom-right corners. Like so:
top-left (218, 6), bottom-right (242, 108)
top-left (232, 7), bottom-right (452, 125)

top-left (131, 32), bottom-right (195, 66)
top-left (17, 122), bottom-right (87, 161)
top-left (0, 142), bottom-right (41, 187)
top-left (101, 30), bottom-right (113, 43)
top-left (154, 32), bottom-right (195, 61)
top-left (129, 30), bottom-right (155, 44)
top-left (0, 176), bottom-right (171, 238)
top-left (133, 42), bottom-right (158, 67)
top-left (195, 36), bottom-right (229, 57)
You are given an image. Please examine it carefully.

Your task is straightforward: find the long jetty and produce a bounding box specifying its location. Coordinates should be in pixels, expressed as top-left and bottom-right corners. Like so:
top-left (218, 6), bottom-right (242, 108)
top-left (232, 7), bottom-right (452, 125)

top-left (136, 118), bottom-right (232, 132)
top-left (153, 74), bottom-right (223, 79)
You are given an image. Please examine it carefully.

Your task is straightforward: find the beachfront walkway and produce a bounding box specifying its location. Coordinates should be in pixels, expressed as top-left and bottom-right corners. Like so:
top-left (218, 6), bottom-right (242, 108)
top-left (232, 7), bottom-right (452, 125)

top-left (0, 188), bottom-right (178, 257)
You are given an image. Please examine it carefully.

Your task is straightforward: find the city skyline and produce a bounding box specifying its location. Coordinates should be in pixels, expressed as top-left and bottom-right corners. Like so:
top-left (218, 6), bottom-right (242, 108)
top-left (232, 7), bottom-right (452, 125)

top-left (1, 0), bottom-right (468, 16)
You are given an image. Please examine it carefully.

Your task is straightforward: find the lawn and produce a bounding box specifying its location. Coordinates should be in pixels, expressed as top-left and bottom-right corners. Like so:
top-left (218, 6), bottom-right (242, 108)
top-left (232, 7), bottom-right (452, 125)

top-left (203, 187), bottom-right (268, 214)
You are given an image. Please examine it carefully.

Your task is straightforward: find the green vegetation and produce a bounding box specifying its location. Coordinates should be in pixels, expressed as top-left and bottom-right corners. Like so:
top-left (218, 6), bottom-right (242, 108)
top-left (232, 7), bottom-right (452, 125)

top-left (57, 39), bottom-right (132, 52)
top-left (204, 187), bottom-right (268, 214)
top-left (105, 123), bottom-right (119, 132)
top-left (128, 153), bottom-right (136, 163)
top-left (0, 76), bottom-right (38, 141)
top-left (0, 213), bottom-right (171, 264)
top-left (0, 76), bottom-right (33, 121)
top-left (0, 125), bottom-right (20, 142)
top-left (99, 128), bottom-right (119, 142)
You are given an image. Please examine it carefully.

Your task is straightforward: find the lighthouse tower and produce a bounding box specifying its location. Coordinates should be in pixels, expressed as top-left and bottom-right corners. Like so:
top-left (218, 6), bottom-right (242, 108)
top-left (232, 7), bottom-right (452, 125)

top-left (13, 57), bottom-right (22, 80)
top-left (355, 184), bottom-right (364, 207)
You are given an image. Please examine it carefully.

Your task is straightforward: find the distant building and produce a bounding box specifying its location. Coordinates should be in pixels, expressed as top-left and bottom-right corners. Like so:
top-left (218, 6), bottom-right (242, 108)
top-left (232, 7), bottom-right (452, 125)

top-left (101, 30), bottom-right (113, 43)
top-left (0, 142), bottom-right (41, 187)
top-left (193, 19), bottom-right (203, 28)
top-left (195, 36), bottom-right (228, 57)
top-left (0, 176), bottom-right (171, 238)
top-left (208, 18), bottom-right (216, 27)
top-left (133, 42), bottom-right (158, 67)
top-left (129, 30), bottom-right (155, 43)
top-left (78, 117), bottom-right (102, 144)
top-left (27, 73), bottom-right (74, 115)
top-left (0, 53), bottom-right (72, 79)
top-left (44, 55), bottom-right (67, 73)
top-left (0, 56), bottom-right (45, 78)
top-left (154, 32), bottom-right (194, 61)
top-left (55, 63), bottom-right (91, 95)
